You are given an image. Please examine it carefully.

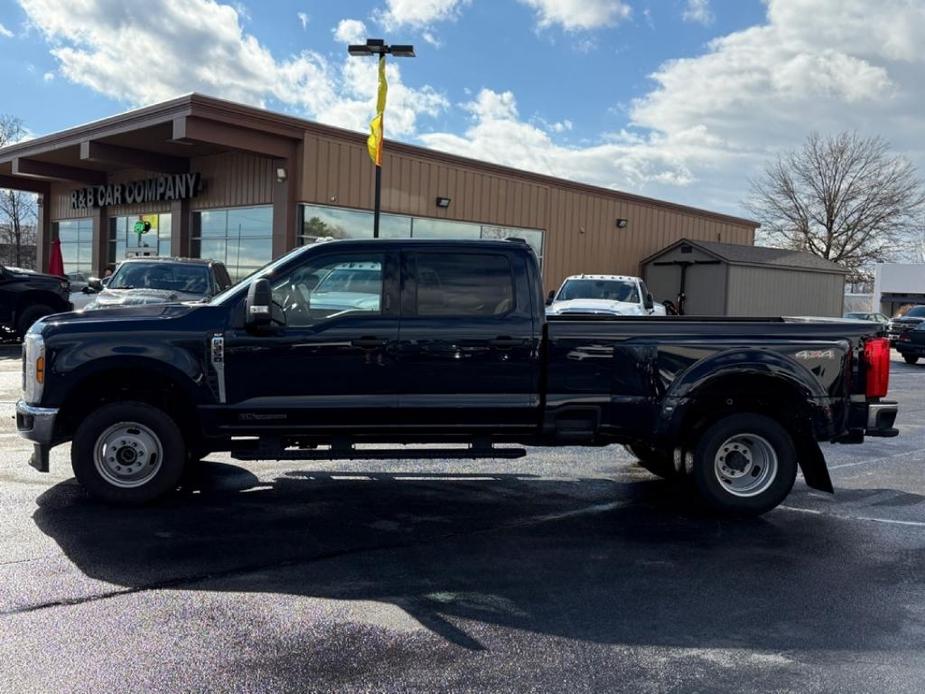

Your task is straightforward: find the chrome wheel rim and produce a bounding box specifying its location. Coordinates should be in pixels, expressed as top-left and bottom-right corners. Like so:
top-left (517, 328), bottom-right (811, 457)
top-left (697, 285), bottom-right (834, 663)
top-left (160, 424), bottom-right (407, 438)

top-left (93, 422), bottom-right (163, 489)
top-left (713, 433), bottom-right (778, 498)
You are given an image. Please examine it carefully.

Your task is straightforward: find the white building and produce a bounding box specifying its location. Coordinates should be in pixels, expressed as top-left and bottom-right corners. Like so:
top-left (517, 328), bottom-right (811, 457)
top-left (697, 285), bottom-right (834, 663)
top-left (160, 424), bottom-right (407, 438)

top-left (873, 263), bottom-right (925, 315)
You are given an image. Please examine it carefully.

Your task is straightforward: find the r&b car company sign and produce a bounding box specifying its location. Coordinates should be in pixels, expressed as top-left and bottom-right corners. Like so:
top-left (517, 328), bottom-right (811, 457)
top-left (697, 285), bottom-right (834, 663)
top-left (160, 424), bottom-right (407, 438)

top-left (70, 172), bottom-right (202, 210)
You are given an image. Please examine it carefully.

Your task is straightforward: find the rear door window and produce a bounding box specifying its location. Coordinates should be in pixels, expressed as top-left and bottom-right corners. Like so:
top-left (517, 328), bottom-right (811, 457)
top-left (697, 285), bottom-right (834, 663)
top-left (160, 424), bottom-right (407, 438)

top-left (409, 253), bottom-right (515, 317)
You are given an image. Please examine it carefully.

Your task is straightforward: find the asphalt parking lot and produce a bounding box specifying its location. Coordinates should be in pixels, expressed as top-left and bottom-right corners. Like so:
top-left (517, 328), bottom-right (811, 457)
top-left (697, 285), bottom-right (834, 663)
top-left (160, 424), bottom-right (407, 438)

top-left (0, 344), bottom-right (923, 693)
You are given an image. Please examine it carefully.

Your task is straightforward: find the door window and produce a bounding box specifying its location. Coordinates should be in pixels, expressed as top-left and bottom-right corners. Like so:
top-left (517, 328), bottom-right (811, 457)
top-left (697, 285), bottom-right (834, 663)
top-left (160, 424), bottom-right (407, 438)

top-left (410, 253), bottom-right (514, 317)
top-left (270, 253), bottom-right (384, 327)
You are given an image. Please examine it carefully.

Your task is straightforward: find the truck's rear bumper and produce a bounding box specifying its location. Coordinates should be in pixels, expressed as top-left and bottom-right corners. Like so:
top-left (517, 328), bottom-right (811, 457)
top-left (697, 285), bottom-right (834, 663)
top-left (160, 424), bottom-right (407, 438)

top-left (16, 401), bottom-right (59, 472)
top-left (866, 400), bottom-right (899, 437)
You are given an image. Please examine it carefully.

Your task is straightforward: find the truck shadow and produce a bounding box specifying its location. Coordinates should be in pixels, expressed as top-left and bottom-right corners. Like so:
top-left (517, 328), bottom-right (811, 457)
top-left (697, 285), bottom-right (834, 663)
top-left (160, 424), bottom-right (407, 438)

top-left (31, 461), bottom-right (924, 654)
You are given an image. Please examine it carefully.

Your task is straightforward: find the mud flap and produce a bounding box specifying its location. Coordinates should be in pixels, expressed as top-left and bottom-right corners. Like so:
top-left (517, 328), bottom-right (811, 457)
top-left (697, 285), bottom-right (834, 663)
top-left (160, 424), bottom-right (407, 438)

top-left (794, 435), bottom-right (833, 494)
top-left (29, 443), bottom-right (50, 473)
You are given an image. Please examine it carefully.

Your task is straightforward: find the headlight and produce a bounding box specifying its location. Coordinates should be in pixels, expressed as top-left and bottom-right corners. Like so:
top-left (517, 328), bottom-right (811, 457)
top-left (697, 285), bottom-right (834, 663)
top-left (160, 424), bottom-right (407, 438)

top-left (22, 331), bottom-right (46, 404)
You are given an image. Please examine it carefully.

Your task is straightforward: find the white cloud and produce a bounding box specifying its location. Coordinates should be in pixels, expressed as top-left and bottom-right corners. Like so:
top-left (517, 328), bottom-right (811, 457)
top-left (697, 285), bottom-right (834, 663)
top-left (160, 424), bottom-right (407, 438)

top-left (297, 12), bottom-right (309, 30)
top-left (376, 0), bottom-right (470, 29)
top-left (682, 0), bottom-right (714, 26)
top-left (332, 18), bottom-right (366, 45)
top-left (42, 71), bottom-right (54, 81)
top-left (0, 22), bottom-right (14, 38)
top-left (421, 89), bottom-right (700, 193)
top-left (18, 0), bottom-right (445, 139)
top-left (517, 0), bottom-right (632, 31)
top-left (423, 0), bottom-right (925, 216)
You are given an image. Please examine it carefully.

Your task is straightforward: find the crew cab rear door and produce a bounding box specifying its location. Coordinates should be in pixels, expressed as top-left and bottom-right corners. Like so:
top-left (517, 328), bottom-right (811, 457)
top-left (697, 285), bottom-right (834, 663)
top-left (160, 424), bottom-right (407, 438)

top-left (396, 249), bottom-right (541, 432)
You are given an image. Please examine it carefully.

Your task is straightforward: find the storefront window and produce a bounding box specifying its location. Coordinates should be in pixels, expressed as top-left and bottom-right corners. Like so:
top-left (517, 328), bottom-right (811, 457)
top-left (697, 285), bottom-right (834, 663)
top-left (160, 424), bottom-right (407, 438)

top-left (299, 204), bottom-right (544, 264)
top-left (481, 225), bottom-right (544, 265)
top-left (411, 217), bottom-right (481, 239)
top-left (191, 206), bottom-right (273, 281)
top-left (55, 219), bottom-right (93, 274)
top-left (109, 214), bottom-right (172, 262)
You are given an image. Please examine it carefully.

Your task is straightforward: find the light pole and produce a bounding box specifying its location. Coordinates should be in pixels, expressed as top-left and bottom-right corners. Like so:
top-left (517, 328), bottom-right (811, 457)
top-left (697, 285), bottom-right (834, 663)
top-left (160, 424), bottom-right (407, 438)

top-left (347, 39), bottom-right (415, 238)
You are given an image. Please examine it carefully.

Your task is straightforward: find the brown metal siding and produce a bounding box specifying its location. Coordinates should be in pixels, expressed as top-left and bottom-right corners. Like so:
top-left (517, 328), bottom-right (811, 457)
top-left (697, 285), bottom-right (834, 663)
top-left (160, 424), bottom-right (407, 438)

top-left (190, 151), bottom-right (274, 210)
top-left (299, 133), bottom-right (754, 291)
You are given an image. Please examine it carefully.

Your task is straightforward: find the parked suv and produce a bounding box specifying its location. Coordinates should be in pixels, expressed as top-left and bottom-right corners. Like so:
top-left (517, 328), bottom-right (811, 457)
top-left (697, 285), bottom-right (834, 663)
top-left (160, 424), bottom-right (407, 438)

top-left (0, 265), bottom-right (71, 338)
top-left (86, 257), bottom-right (233, 309)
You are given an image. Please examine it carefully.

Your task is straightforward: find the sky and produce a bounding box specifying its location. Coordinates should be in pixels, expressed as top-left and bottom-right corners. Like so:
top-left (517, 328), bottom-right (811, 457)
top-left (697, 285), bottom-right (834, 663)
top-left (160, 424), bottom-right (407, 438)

top-left (1, 0), bottom-right (924, 219)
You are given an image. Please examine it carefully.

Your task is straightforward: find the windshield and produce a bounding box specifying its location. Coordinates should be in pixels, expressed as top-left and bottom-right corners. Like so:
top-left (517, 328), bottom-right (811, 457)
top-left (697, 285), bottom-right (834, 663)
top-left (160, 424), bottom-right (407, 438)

top-left (109, 262), bottom-right (210, 294)
top-left (557, 278), bottom-right (639, 303)
top-left (904, 306), bottom-right (925, 318)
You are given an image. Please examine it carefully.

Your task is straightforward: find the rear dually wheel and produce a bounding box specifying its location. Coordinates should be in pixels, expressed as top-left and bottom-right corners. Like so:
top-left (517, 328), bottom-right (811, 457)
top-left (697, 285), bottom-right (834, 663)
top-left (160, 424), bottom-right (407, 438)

top-left (691, 413), bottom-right (797, 516)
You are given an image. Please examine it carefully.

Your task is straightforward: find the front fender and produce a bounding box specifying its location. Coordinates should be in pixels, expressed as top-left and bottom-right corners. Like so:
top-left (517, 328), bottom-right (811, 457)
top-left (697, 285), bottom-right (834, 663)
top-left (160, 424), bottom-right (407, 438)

top-left (46, 340), bottom-right (209, 407)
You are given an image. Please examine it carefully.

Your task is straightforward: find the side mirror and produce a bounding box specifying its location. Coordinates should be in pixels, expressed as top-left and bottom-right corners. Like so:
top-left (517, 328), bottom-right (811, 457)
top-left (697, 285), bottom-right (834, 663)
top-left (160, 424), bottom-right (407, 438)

top-left (545, 290), bottom-right (555, 306)
top-left (644, 292), bottom-right (654, 311)
top-left (88, 278), bottom-right (103, 292)
top-left (245, 278), bottom-right (273, 329)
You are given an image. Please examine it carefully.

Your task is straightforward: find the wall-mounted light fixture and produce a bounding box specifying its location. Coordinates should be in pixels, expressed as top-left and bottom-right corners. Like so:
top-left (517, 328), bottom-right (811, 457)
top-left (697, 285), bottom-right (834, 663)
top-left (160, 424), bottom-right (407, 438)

top-left (436, 196), bottom-right (451, 208)
top-left (276, 167), bottom-right (288, 183)
top-left (615, 218), bottom-right (628, 229)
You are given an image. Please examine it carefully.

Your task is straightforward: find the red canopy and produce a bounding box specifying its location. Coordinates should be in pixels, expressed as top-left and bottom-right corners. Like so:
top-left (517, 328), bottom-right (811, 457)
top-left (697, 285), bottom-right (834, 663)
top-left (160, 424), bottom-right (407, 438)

top-left (48, 239), bottom-right (65, 276)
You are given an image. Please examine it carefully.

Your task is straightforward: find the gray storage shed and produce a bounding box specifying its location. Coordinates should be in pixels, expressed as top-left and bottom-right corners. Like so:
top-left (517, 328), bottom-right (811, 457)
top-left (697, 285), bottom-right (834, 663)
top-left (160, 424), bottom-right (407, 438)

top-left (642, 239), bottom-right (848, 316)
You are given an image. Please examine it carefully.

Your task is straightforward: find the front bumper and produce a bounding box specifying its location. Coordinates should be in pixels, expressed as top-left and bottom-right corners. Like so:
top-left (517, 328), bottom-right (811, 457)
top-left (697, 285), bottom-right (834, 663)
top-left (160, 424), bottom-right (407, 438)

top-left (15, 400), bottom-right (59, 472)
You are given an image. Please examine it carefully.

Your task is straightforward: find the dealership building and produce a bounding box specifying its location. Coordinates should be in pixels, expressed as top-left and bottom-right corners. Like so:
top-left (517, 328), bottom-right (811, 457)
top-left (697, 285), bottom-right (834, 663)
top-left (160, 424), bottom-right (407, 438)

top-left (0, 93), bottom-right (757, 288)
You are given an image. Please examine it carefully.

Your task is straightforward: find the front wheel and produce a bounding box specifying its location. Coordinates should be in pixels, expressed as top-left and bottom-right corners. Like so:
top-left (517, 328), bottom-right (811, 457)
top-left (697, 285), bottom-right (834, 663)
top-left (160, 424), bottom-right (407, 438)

top-left (691, 414), bottom-right (797, 516)
top-left (903, 354), bottom-right (919, 364)
top-left (71, 401), bottom-right (187, 504)
top-left (17, 304), bottom-right (54, 338)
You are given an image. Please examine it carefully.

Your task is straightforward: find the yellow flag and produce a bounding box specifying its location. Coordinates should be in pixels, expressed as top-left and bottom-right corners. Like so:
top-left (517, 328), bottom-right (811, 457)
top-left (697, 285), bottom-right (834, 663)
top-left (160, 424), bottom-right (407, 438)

top-left (367, 55), bottom-right (388, 167)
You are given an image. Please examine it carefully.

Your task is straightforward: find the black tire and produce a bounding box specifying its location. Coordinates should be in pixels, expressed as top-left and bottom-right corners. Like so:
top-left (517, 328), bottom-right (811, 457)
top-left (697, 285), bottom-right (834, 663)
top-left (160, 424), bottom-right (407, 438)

top-left (903, 354), bottom-right (919, 364)
top-left (626, 443), bottom-right (675, 479)
top-left (691, 413), bottom-right (797, 516)
top-left (16, 304), bottom-right (55, 338)
top-left (71, 401), bottom-right (187, 504)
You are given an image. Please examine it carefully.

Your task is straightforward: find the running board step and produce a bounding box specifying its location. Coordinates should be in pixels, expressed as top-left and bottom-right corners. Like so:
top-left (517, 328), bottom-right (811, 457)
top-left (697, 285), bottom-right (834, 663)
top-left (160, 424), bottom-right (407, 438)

top-left (231, 447), bottom-right (527, 462)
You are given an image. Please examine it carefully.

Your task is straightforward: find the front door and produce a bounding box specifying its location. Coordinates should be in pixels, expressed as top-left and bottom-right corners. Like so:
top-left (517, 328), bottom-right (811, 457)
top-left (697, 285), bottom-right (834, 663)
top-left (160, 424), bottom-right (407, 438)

top-left (396, 249), bottom-right (541, 433)
top-left (221, 249), bottom-right (401, 433)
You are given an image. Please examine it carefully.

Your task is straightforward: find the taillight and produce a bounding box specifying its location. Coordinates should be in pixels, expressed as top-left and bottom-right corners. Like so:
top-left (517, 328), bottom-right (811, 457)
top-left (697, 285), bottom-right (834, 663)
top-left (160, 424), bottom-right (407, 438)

top-left (864, 337), bottom-right (890, 398)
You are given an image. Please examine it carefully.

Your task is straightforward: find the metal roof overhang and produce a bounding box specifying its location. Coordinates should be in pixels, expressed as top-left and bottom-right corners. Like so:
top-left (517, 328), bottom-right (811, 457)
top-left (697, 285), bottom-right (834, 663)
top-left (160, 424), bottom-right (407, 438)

top-left (0, 94), bottom-right (304, 192)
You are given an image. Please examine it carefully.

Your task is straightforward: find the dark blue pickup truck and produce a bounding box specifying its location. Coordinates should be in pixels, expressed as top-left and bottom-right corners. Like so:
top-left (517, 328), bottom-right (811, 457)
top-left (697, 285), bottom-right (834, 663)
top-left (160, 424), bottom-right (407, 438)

top-left (17, 238), bottom-right (897, 515)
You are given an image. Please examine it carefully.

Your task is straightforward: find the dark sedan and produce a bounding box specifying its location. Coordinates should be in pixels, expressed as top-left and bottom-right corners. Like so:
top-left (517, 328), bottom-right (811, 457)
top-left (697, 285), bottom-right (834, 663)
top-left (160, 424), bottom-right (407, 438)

top-left (889, 305), bottom-right (925, 345)
top-left (896, 322), bottom-right (925, 364)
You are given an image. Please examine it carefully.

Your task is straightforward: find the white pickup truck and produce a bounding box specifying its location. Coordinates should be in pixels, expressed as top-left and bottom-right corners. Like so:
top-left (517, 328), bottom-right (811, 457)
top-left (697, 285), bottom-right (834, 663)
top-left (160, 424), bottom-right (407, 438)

top-left (546, 274), bottom-right (667, 316)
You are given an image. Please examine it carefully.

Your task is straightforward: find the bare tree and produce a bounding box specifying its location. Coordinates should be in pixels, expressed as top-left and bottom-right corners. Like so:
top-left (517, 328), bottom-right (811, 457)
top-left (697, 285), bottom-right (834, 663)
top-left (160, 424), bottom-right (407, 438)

top-left (0, 115), bottom-right (38, 268)
top-left (746, 132), bottom-right (925, 279)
